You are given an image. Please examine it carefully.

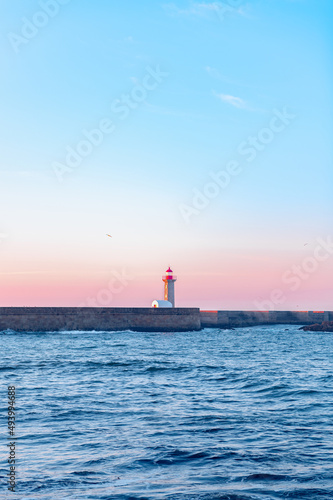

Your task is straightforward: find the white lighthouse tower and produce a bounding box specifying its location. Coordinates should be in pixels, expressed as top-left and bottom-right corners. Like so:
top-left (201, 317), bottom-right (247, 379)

top-left (162, 267), bottom-right (177, 307)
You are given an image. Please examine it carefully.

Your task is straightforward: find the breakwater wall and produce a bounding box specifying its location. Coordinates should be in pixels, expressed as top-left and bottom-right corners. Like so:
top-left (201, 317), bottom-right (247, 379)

top-left (1, 308), bottom-right (331, 332)
top-left (0, 307), bottom-right (201, 332)
top-left (200, 310), bottom-right (333, 328)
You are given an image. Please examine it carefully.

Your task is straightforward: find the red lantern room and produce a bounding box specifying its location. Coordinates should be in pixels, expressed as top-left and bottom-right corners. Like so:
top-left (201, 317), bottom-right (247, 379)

top-left (165, 267), bottom-right (173, 280)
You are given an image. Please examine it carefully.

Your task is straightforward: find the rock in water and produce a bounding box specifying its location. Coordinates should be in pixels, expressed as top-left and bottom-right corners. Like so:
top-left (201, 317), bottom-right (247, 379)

top-left (301, 321), bottom-right (333, 332)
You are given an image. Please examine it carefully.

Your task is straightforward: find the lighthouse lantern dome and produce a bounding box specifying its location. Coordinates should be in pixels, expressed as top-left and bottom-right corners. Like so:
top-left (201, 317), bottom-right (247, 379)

top-left (166, 267), bottom-right (173, 279)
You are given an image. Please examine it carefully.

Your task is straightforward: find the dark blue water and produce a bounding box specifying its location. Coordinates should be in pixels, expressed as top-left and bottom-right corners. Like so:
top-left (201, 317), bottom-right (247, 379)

top-left (1, 325), bottom-right (333, 499)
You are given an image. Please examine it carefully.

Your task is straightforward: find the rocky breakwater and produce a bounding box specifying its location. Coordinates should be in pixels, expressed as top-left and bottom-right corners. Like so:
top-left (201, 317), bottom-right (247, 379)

top-left (301, 321), bottom-right (333, 332)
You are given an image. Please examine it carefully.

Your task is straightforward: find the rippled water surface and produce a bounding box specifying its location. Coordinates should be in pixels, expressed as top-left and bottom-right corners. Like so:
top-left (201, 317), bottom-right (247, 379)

top-left (1, 325), bottom-right (333, 499)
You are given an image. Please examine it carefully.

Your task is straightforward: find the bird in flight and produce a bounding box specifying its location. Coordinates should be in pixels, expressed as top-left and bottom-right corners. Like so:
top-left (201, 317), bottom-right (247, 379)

top-left (106, 234), bottom-right (112, 238)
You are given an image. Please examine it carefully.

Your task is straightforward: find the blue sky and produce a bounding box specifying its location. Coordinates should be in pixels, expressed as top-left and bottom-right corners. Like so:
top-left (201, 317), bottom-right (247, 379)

top-left (0, 0), bottom-right (332, 308)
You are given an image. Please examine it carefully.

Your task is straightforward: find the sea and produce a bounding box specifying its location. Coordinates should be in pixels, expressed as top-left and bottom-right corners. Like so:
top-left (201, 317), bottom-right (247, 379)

top-left (1, 325), bottom-right (333, 500)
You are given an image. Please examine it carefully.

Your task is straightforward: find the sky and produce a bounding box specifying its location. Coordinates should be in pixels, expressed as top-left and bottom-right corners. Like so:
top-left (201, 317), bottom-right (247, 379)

top-left (0, 0), bottom-right (332, 310)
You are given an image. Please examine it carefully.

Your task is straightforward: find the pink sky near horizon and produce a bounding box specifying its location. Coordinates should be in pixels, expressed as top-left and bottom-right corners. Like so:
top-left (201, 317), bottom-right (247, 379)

top-left (1, 245), bottom-right (332, 310)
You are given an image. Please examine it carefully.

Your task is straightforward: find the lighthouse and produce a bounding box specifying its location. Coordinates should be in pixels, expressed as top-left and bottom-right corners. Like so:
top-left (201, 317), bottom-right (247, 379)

top-left (162, 267), bottom-right (177, 307)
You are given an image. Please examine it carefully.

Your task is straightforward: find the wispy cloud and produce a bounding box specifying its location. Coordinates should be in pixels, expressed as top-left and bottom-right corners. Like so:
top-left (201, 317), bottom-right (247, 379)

top-left (163, 2), bottom-right (248, 19)
top-left (163, 2), bottom-right (217, 17)
top-left (214, 91), bottom-right (247, 108)
top-left (207, 67), bottom-right (268, 113)
top-left (162, 2), bottom-right (223, 18)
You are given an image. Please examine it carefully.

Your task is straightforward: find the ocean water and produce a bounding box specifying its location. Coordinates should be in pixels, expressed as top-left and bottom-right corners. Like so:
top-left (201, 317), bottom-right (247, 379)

top-left (1, 325), bottom-right (333, 500)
